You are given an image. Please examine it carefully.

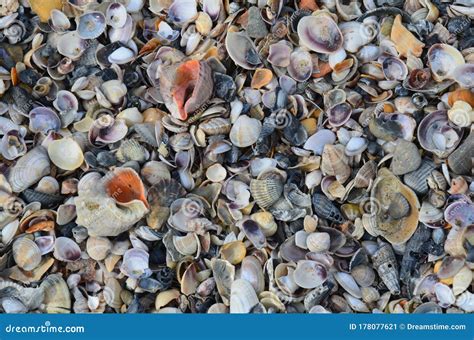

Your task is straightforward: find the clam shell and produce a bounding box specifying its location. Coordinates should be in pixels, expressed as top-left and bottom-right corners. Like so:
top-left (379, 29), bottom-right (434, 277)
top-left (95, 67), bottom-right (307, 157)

top-left (225, 32), bottom-right (261, 70)
top-left (428, 44), bottom-right (465, 82)
top-left (334, 272), bottom-right (362, 299)
top-left (306, 232), bottom-right (330, 253)
top-left (13, 237), bottom-right (42, 271)
top-left (293, 260), bottom-right (328, 289)
top-left (297, 14), bottom-right (343, 53)
top-left (230, 279), bottom-right (259, 313)
top-left (240, 256), bottom-right (265, 294)
top-left (230, 115), bottom-right (262, 148)
top-left (120, 248), bottom-right (150, 279)
top-left (53, 237), bottom-right (81, 262)
top-left (77, 11), bottom-right (106, 40)
top-left (47, 138), bottom-right (84, 171)
top-left (86, 236), bottom-right (112, 261)
top-left (7, 146), bottom-right (51, 193)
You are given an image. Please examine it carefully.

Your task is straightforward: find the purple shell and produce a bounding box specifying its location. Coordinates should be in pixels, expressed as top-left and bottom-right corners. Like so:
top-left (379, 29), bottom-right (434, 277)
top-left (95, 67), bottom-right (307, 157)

top-left (444, 201), bottom-right (474, 228)
top-left (417, 110), bottom-right (463, 158)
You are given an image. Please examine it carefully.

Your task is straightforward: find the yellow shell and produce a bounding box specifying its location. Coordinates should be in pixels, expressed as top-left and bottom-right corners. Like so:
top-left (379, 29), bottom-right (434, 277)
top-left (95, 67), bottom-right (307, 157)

top-left (29, 0), bottom-right (63, 22)
top-left (220, 241), bottom-right (246, 265)
top-left (370, 168), bottom-right (420, 244)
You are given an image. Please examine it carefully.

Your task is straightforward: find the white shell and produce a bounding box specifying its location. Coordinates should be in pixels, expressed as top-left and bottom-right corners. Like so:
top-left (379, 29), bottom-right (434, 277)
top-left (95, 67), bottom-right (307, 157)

top-left (229, 279), bottom-right (259, 313)
top-left (229, 115), bottom-right (262, 148)
top-left (47, 138), bottom-right (84, 171)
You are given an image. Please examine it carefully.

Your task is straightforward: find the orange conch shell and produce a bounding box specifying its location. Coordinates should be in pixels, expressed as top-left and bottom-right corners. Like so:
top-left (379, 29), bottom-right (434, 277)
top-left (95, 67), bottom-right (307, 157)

top-left (104, 167), bottom-right (149, 208)
top-left (160, 60), bottom-right (213, 121)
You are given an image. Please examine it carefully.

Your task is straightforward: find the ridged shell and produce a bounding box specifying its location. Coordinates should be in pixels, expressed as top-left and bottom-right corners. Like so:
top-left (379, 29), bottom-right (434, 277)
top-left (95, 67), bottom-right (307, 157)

top-left (13, 237), bottom-right (42, 271)
top-left (7, 146), bottom-right (51, 192)
top-left (403, 160), bottom-right (436, 195)
top-left (250, 176), bottom-right (284, 209)
top-left (230, 279), bottom-right (259, 313)
top-left (312, 194), bottom-right (345, 223)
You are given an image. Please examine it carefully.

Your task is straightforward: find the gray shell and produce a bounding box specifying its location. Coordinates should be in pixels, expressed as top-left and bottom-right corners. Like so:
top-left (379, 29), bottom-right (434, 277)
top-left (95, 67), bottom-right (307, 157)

top-left (371, 242), bottom-right (400, 295)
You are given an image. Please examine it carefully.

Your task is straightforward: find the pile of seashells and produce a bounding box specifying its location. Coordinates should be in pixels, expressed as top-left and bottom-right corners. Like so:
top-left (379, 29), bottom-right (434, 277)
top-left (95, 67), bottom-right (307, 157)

top-left (0, 0), bottom-right (473, 314)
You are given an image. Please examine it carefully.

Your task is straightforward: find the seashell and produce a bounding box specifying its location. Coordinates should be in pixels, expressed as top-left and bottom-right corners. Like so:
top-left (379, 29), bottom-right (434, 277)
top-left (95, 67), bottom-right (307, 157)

top-left (241, 219), bottom-right (266, 249)
top-left (120, 248), bottom-right (150, 279)
top-left (312, 193), bottom-right (344, 223)
top-left (160, 60), bottom-right (214, 120)
top-left (268, 41), bottom-right (292, 67)
top-left (403, 159), bottom-right (436, 195)
top-left (199, 118), bottom-right (231, 135)
top-left (220, 241), bottom-right (246, 265)
top-left (57, 31), bottom-right (87, 60)
top-left (225, 31), bottom-right (262, 70)
top-left (382, 56), bottom-right (408, 81)
top-left (418, 111), bottom-right (462, 158)
top-left (106, 2), bottom-right (128, 28)
top-left (86, 237), bottom-right (112, 261)
top-left (434, 283), bottom-right (455, 308)
top-left (251, 68), bottom-right (273, 89)
top-left (456, 291), bottom-right (474, 312)
top-left (427, 44), bottom-right (465, 82)
top-left (351, 265), bottom-right (375, 287)
top-left (212, 259), bottom-right (235, 305)
top-left (328, 103), bottom-right (352, 127)
top-left (345, 137), bottom-right (368, 156)
top-left (29, 0), bottom-right (62, 22)
top-left (306, 232), bottom-right (330, 252)
top-left (206, 164), bottom-right (227, 182)
top-left (339, 21), bottom-right (374, 53)
top-left (293, 260), bottom-right (328, 289)
top-left (250, 211), bottom-right (278, 237)
top-left (447, 133), bottom-right (474, 175)
top-left (230, 279), bottom-right (259, 313)
top-left (241, 256), bottom-right (265, 294)
top-left (444, 201), bottom-right (474, 229)
top-left (304, 129), bottom-right (336, 156)
top-left (77, 11), bottom-right (106, 40)
top-left (452, 64), bottom-right (474, 89)
top-left (447, 101), bottom-right (473, 128)
top-left (452, 266), bottom-right (472, 296)
top-left (297, 14), bottom-right (343, 53)
top-left (76, 170), bottom-right (149, 237)
top-left (371, 242), bottom-right (400, 295)
top-left (53, 237), bottom-right (81, 262)
top-left (101, 80), bottom-right (127, 105)
top-left (390, 15), bottom-right (424, 57)
top-left (12, 237), bottom-right (42, 271)
top-left (448, 176), bottom-right (468, 195)
top-left (29, 107), bottom-right (61, 134)
top-left (47, 138), bottom-right (84, 171)
top-left (288, 49), bottom-right (312, 82)
top-left (250, 170), bottom-right (284, 208)
top-left (40, 274), bottom-right (71, 313)
top-left (371, 168), bottom-right (419, 244)
top-left (230, 115), bottom-right (262, 148)
top-left (321, 144), bottom-right (351, 183)
top-left (173, 233), bottom-right (199, 256)
top-left (7, 146), bottom-right (50, 193)
top-left (334, 272), bottom-right (362, 299)
top-left (168, 0), bottom-right (198, 25)
top-left (419, 201), bottom-right (443, 224)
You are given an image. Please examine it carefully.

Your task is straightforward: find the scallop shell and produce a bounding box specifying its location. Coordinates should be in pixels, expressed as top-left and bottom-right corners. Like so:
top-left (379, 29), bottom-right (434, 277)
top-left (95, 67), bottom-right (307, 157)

top-left (250, 171), bottom-right (284, 208)
top-left (53, 237), bottom-right (81, 262)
